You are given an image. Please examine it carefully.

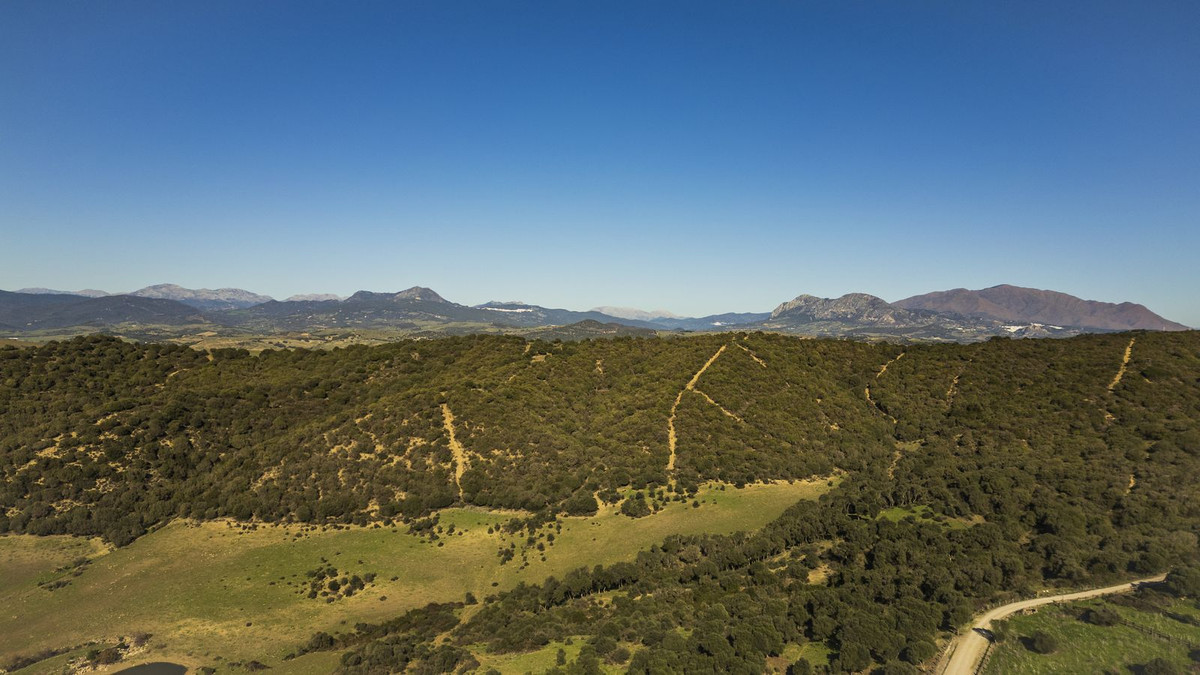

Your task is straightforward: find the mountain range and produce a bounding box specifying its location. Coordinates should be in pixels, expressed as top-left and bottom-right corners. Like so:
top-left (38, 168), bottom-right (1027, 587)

top-left (0, 283), bottom-right (1189, 342)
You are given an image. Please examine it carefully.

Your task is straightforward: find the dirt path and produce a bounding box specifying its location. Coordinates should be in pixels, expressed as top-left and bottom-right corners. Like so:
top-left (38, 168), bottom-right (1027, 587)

top-left (865, 354), bottom-right (904, 423)
top-left (887, 441), bottom-right (921, 479)
top-left (667, 345), bottom-right (727, 472)
top-left (876, 352), bottom-right (905, 379)
top-left (938, 573), bottom-right (1166, 675)
top-left (1107, 337), bottom-right (1136, 391)
top-left (440, 404), bottom-right (469, 500)
top-left (736, 343), bottom-right (768, 368)
top-left (693, 389), bottom-right (744, 422)
top-left (945, 373), bottom-right (961, 408)
top-left (945, 360), bottom-right (971, 409)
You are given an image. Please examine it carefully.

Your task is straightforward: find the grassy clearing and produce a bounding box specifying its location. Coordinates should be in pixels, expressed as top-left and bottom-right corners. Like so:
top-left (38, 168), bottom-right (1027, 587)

top-left (876, 504), bottom-right (976, 530)
top-left (767, 642), bottom-right (832, 672)
top-left (1, 479), bottom-right (830, 673)
top-left (984, 596), bottom-right (1200, 674)
top-left (473, 638), bottom-right (632, 675)
top-left (471, 639), bottom-right (577, 674)
top-left (0, 534), bottom-right (106, 592)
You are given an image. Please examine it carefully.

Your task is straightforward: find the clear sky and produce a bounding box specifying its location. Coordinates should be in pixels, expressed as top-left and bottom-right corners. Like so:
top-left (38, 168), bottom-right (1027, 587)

top-left (2, 1), bottom-right (1197, 325)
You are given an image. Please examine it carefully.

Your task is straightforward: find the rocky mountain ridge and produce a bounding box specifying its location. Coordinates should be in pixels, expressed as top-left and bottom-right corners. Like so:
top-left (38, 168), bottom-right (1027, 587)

top-left (129, 284), bottom-right (274, 311)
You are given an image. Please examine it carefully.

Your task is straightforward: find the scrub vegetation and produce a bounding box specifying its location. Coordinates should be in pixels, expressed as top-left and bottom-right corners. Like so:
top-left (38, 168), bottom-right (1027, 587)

top-left (1, 330), bottom-right (1198, 672)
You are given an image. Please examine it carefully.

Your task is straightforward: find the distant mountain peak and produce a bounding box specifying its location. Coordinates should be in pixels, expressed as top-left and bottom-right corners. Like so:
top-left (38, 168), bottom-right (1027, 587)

top-left (344, 287), bottom-right (450, 304)
top-left (770, 293), bottom-right (892, 319)
top-left (394, 287), bottom-right (447, 303)
top-left (895, 284), bottom-right (1188, 331)
top-left (591, 306), bottom-right (681, 321)
top-left (17, 287), bottom-right (110, 298)
top-left (284, 293), bottom-right (343, 302)
top-left (129, 284), bottom-right (272, 310)
top-left (135, 283), bottom-right (186, 294)
top-left (478, 300), bottom-right (529, 308)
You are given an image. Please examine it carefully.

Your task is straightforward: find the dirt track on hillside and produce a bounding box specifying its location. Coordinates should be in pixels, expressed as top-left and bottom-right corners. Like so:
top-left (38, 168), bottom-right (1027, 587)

top-left (440, 404), bottom-right (468, 499)
top-left (1108, 337), bottom-right (1136, 391)
top-left (938, 573), bottom-right (1167, 675)
top-left (667, 345), bottom-right (727, 472)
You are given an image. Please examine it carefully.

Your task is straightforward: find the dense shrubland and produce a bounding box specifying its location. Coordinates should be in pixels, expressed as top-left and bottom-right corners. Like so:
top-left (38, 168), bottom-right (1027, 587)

top-left (2, 330), bottom-right (1199, 672)
top-left (0, 332), bottom-right (889, 543)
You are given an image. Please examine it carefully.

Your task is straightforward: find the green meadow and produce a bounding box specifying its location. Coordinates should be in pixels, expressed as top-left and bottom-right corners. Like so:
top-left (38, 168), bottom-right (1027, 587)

top-left (1, 478), bottom-right (831, 673)
top-left (984, 595), bottom-right (1200, 674)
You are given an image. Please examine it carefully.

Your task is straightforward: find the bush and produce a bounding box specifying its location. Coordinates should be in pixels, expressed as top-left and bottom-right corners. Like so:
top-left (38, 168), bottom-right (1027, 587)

top-left (562, 490), bottom-right (599, 516)
top-left (619, 494), bottom-right (651, 518)
top-left (1142, 658), bottom-right (1182, 675)
top-left (787, 659), bottom-right (812, 675)
top-left (1030, 630), bottom-right (1058, 654)
top-left (131, 632), bottom-right (152, 647)
top-left (1083, 606), bottom-right (1121, 626)
top-left (902, 639), bottom-right (936, 663)
top-left (990, 619), bottom-right (1010, 643)
top-left (1165, 565), bottom-right (1200, 598)
top-left (592, 635), bottom-right (617, 656)
top-left (836, 643), bottom-right (871, 671)
top-left (608, 646), bottom-right (631, 663)
top-left (306, 631), bottom-right (335, 652)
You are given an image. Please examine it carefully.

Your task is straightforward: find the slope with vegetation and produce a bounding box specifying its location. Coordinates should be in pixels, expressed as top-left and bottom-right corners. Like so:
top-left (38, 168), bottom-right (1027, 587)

top-left (982, 566), bottom-right (1200, 674)
top-left (1, 330), bottom-right (1198, 673)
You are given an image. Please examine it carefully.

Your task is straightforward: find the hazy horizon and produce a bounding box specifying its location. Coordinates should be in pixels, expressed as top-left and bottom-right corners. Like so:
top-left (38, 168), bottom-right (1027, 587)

top-left (3, 2), bottom-right (1198, 326)
top-left (3, 279), bottom-right (1193, 328)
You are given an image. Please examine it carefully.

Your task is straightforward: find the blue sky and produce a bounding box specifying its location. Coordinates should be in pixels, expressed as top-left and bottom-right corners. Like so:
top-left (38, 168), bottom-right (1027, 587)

top-left (1, 1), bottom-right (1197, 325)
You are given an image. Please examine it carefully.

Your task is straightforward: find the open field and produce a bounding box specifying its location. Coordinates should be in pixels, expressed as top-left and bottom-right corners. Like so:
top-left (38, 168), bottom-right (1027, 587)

top-left (1, 478), bottom-right (831, 673)
top-left (984, 595), bottom-right (1200, 674)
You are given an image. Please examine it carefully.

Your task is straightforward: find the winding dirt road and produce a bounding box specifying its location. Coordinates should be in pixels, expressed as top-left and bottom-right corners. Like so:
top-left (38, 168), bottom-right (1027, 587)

top-left (939, 573), bottom-right (1166, 675)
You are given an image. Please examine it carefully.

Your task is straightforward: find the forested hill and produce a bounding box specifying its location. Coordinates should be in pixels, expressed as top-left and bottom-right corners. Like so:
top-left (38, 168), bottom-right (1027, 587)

top-left (3, 331), bottom-right (1200, 672)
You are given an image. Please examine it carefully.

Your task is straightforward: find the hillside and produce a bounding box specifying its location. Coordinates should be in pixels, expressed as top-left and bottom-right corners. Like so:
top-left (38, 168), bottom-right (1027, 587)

top-left (2, 330), bottom-right (1199, 673)
top-left (895, 284), bottom-right (1190, 331)
top-left (0, 291), bottom-right (206, 331)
